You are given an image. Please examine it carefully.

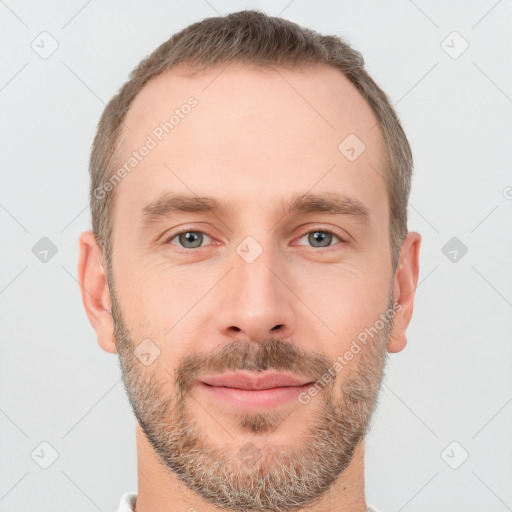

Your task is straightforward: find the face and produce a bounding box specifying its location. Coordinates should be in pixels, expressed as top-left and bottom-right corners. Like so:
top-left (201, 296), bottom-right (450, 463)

top-left (105, 63), bottom-right (399, 510)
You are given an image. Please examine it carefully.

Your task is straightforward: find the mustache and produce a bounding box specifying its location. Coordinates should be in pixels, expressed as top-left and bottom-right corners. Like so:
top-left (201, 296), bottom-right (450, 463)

top-left (173, 338), bottom-right (333, 398)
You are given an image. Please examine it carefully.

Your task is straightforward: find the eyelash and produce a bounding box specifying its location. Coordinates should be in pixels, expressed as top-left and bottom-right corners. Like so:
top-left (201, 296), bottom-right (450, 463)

top-left (164, 227), bottom-right (346, 252)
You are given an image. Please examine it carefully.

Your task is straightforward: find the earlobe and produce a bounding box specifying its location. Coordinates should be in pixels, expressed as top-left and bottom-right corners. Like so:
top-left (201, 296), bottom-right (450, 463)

top-left (387, 332), bottom-right (407, 354)
top-left (77, 231), bottom-right (117, 354)
top-left (387, 232), bottom-right (421, 354)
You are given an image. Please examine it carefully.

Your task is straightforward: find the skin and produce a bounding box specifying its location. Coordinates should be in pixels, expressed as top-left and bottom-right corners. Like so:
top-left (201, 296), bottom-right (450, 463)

top-left (78, 62), bottom-right (420, 512)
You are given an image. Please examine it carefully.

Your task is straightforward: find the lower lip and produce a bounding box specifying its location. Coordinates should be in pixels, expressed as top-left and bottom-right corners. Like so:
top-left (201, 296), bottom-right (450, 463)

top-left (198, 382), bottom-right (313, 410)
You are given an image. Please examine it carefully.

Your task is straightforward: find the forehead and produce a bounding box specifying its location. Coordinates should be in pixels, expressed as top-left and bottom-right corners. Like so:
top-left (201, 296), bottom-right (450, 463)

top-left (122, 62), bottom-right (384, 154)
top-left (114, 62), bottom-right (388, 224)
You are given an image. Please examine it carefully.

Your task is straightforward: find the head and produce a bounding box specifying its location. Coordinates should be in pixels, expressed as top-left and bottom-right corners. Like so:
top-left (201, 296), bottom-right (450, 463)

top-left (79, 10), bottom-right (420, 511)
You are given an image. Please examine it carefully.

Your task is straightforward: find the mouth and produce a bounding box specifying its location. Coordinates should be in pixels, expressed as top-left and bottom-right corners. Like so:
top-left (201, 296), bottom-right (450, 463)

top-left (197, 372), bottom-right (315, 410)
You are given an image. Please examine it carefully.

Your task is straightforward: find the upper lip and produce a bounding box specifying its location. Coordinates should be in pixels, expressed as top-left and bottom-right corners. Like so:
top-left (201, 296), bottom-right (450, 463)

top-left (200, 372), bottom-right (314, 390)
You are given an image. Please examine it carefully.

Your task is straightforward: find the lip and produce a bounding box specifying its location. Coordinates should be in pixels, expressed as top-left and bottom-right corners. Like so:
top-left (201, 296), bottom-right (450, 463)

top-left (200, 372), bottom-right (314, 390)
top-left (197, 372), bottom-right (315, 411)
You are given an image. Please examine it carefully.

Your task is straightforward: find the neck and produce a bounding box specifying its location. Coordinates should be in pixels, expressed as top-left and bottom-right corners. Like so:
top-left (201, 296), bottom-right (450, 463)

top-left (133, 424), bottom-right (368, 512)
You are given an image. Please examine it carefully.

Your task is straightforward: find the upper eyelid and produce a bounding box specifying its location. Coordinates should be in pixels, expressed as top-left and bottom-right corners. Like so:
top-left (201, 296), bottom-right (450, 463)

top-left (296, 227), bottom-right (344, 238)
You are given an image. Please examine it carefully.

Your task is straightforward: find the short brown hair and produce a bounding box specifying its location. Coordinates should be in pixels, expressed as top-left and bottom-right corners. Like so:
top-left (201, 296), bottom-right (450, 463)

top-left (89, 10), bottom-right (413, 272)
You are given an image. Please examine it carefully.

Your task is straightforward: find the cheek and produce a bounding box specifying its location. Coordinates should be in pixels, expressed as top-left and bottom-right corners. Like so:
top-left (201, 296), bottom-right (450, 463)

top-left (112, 258), bottom-right (186, 338)
top-left (113, 257), bottom-right (228, 365)
top-left (295, 261), bottom-right (391, 349)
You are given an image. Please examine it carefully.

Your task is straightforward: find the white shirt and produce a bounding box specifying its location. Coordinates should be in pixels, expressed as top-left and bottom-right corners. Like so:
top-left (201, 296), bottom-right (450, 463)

top-left (117, 492), bottom-right (137, 512)
top-left (117, 492), bottom-right (382, 511)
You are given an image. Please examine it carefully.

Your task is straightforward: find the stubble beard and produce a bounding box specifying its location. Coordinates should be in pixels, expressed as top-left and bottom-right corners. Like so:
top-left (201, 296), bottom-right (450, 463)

top-left (110, 280), bottom-right (392, 512)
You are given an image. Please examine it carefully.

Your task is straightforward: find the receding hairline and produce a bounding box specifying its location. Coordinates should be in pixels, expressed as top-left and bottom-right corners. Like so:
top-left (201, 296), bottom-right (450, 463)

top-left (110, 59), bottom-right (389, 182)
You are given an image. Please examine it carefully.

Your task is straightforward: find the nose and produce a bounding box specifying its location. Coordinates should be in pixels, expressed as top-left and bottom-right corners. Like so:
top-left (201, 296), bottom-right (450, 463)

top-left (214, 241), bottom-right (296, 343)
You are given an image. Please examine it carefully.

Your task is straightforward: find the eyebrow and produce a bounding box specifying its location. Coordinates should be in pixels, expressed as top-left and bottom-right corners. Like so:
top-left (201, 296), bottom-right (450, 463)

top-left (141, 192), bottom-right (371, 227)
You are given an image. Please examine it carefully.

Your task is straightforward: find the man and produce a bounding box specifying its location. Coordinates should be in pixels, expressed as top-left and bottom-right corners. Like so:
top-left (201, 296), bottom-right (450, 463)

top-left (78, 10), bottom-right (420, 512)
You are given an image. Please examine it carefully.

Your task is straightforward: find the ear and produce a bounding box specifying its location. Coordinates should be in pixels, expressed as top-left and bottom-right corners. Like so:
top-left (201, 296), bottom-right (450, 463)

top-left (77, 231), bottom-right (117, 354)
top-left (387, 231), bottom-right (421, 353)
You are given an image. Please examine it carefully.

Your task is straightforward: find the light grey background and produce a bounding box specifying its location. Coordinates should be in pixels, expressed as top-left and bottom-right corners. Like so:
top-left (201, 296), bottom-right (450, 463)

top-left (1, 1), bottom-right (511, 511)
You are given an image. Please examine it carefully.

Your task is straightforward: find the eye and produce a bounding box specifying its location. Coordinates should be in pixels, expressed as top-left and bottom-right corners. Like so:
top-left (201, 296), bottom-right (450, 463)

top-left (167, 230), bottom-right (213, 249)
top-left (164, 228), bottom-right (344, 251)
top-left (296, 229), bottom-right (343, 248)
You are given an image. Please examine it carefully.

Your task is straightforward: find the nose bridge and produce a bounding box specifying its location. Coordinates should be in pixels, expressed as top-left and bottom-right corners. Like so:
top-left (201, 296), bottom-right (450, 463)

top-left (215, 233), bottom-right (296, 340)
